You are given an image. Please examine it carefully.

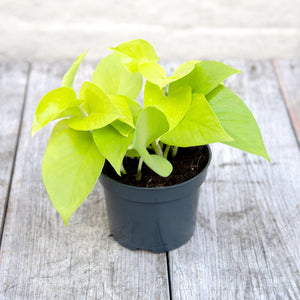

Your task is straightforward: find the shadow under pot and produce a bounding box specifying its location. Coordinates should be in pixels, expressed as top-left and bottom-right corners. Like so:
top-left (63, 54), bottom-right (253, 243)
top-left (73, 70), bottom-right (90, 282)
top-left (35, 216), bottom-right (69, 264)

top-left (99, 145), bottom-right (212, 253)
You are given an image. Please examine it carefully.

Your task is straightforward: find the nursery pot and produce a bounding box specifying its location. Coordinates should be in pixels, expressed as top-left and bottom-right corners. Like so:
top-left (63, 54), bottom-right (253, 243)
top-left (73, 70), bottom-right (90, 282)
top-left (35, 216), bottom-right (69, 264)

top-left (100, 145), bottom-right (212, 253)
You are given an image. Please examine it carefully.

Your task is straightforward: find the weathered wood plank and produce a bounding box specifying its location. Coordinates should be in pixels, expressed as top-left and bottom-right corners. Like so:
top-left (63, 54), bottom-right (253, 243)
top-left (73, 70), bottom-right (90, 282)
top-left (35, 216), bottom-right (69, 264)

top-left (0, 62), bottom-right (29, 236)
top-left (0, 62), bottom-right (169, 299)
top-left (167, 60), bottom-right (300, 299)
top-left (273, 59), bottom-right (300, 144)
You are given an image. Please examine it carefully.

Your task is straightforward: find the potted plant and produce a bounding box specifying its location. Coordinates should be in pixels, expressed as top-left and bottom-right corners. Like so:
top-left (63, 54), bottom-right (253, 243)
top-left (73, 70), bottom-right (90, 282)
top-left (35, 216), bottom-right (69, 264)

top-left (32, 39), bottom-right (269, 253)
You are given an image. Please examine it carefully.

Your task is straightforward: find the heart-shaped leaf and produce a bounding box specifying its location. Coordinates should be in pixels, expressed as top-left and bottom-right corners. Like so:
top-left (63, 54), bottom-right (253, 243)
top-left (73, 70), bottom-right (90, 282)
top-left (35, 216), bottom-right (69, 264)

top-left (170, 61), bottom-right (242, 95)
top-left (109, 95), bottom-right (134, 128)
top-left (111, 121), bottom-right (134, 137)
top-left (42, 128), bottom-right (104, 225)
top-left (66, 82), bottom-right (123, 131)
top-left (207, 85), bottom-right (270, 160)
top-left (54, 106), bottom-right (84, 120)
top-left (132, 106), bottom-right (172, 177)
top-left (48, 119), bottom-right (70, 143)
top-left (109, 39), bottom-right (159, 72)
top-left (138, 148), bottom-right (173, 177)
top-left (144, 81), bottom-right (191, 131)
top-left (133, 106), bottom-right (169, 148)
top-left (139, 60), bottom-right (199, 89)
top-left (124, 97), bottom-right (143, 125)
top-left (92, 53), bottom-right (143, 99)
top-left (161, 93), bottom-right (234, 146)
top-left (31, 87), bottom-right (80, 136)
top-left (93, 126), bottom-right (134, 175)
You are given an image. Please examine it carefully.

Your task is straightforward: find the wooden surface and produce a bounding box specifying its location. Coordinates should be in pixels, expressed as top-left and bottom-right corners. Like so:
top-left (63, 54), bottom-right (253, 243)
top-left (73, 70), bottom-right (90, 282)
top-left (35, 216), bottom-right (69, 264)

top-left (0, 62), bottom-right (29, 238)
top-left (273, 60), bottom-right (300, 145)
top-left (0, 60), bottom-right (299, 299)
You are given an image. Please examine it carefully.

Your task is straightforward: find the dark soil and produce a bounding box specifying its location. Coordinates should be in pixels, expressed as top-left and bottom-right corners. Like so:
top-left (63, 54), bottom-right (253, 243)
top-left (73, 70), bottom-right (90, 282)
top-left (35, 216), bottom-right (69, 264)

top-left (102, 146), bottom-right (209, 188)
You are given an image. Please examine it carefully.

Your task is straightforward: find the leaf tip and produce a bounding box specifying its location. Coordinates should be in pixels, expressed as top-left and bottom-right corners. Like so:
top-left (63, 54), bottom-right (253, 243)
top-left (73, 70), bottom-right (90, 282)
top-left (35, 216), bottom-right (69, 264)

top-left (30, 128), bottom-right (36, 137)
top-left (30, 123), bottom-right (39, 137)
top-left (265, 153), bottom-right (271, 162)
top-left (61, 213), bottom-right (70, 226)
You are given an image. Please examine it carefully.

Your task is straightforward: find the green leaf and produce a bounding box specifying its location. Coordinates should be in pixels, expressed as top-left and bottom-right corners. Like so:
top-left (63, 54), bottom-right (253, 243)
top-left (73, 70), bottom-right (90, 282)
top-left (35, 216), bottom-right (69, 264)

top-left (31, 87), bottom-right (79, 136)
top-left (93, 126), bottom-right (134, 175)
top-left (207, 85), bottom-right (270, 161)
top-left (138, 63), bottom-right (167, 88)
top-left (126, 148), bottom-right (140, 158)
top-left (109, 39), bottom-right (159, 72)
top-left (132, 106), bottom-right (172, 177)
top-left (42, 128), bottom-right (104, 225)
top-left (92, 53), bottom-right (143, 99)
top-left (124, 97), bottom-right (142, 125)
top-left (109, 95), bottom-right (134, 128)
top-left (133, 106), bottom-right (169, 148)
top-left (54, 106), bottom-right (84, 120)
top-left (139, 60), bottom-right (199, 89)
top-left (170, 61), bottom-right (242, 95)
top-left (111, 120), bottom-right (133, 136)
top-left (66, 82), bottom-right (123, 131)
top-left (161, 93), bottom-right (234, 146)
top-left (138, 148), bottom-right (173, 177)
top-left (48, 119), bottom-right (70, 143)
top-left (62, 50), bottom-right (88, 88)
top-left (144, 81), bottom-right (192, 131)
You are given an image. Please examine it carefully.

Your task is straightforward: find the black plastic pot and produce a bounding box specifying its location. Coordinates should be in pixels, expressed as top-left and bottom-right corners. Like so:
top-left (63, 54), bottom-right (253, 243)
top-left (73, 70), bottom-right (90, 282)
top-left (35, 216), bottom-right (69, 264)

top-left (100, 145), bottom-right (212, 253)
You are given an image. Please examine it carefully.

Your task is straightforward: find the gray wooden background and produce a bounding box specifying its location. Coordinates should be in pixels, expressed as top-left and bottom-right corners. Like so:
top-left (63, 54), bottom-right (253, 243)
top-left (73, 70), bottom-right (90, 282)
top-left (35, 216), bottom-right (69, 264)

top-left (0, 60), bottom-right (299, 299)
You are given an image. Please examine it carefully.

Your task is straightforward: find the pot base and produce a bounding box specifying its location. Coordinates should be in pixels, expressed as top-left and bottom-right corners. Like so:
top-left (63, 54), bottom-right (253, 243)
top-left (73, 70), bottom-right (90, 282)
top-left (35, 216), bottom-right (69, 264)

top-left (111, 233), bottom-right (193, 253)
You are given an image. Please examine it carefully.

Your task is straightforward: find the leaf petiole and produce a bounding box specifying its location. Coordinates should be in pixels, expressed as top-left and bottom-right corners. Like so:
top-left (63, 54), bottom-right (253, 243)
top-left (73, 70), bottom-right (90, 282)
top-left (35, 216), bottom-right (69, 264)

top-left (172, 146), bottom-right (178, 157)
top-left (163, 84), bottom-right (169, 97)
top-left (163, 144), bottom-right (171, 158)
top-left (136, 157), bottom-right (143, 181)
top-left (151, 141), bottom-right (163, 156)
top-left (120, 163), bottom-right (127, 175)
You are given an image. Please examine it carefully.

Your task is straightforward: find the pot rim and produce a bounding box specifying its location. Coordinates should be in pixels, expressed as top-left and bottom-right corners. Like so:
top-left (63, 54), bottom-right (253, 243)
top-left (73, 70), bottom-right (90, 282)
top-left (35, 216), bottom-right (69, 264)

top-left (100, 145), bottom-right (212, 191)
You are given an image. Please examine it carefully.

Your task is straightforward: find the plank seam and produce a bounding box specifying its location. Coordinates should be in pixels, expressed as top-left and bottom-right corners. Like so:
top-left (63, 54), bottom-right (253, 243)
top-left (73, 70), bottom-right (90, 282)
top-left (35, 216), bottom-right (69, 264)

top-left (166, 252), bottom-right (173, 300)
top-left (0, 63), bottom-right (32, 250)
top-left (272, 59), bottom-right (300, 149)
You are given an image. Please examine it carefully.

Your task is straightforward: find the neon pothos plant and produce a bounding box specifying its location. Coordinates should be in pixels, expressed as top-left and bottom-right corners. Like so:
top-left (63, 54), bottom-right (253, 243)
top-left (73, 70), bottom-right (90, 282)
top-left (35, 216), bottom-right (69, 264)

top-left (32, 39), bottom-right (269, 225)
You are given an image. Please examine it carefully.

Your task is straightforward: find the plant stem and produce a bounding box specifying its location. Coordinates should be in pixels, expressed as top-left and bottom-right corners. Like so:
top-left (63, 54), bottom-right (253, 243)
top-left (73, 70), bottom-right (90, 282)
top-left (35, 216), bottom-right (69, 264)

top-left (136, 158), bottom-right (143, 181)
top-left (152, 141), bottom-right (163, 156)
top-left (172, 146), bottom-right (178, 157)
top-left (163, 84), bottom-right (169, 97)
top-left (120, 163), bottom-right (127, 175)
top-left (159, 141), bottom-right (164, 151)
top-left (163, 144), bottom-right (171, 158)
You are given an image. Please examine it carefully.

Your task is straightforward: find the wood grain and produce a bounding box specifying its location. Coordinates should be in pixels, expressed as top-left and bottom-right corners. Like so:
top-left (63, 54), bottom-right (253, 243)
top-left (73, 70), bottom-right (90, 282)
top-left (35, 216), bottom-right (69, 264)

top-left (0, 62), bottom-right (29, 235)
top-left (273, 59), bottom-right (300, 145)
top-left (0, 62), bottom-right (169, 299)
top-left (167, 60), bottom-right (300, 299)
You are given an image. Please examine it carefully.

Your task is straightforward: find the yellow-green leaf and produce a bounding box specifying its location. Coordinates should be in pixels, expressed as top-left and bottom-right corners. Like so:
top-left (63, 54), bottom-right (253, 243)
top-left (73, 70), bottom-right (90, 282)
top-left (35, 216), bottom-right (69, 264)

top-left (66, 82), bottom-right (123, 131)
top-left (132, 106), bottom-right (172, 177)
top-left (109, 39), bottom-right (159, 72)
top-left (109, 95), bottom-right (134, 128)
top-left (42, 128), bottom-right (104, 225)
top-left (161, 93), bottom-right (234, 146)
top-left (144, 81), bottom-right (192, 131)
top-left (93, 126), bottom-right (134, 175)
top-left (111, 120), bottom-right (133, 137)
top-left (31, 87), bottom-right (79, 136)
top-left (92, 53), bottom-right (143, 99)
top-left (207, 85), bottom-right (270, 161)
top-left (170, 61), bottom-right (242, 95)
top-left (62, 50), bottom-right (88, 88)
top-left (139, 60), bottom-right (199, 89)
